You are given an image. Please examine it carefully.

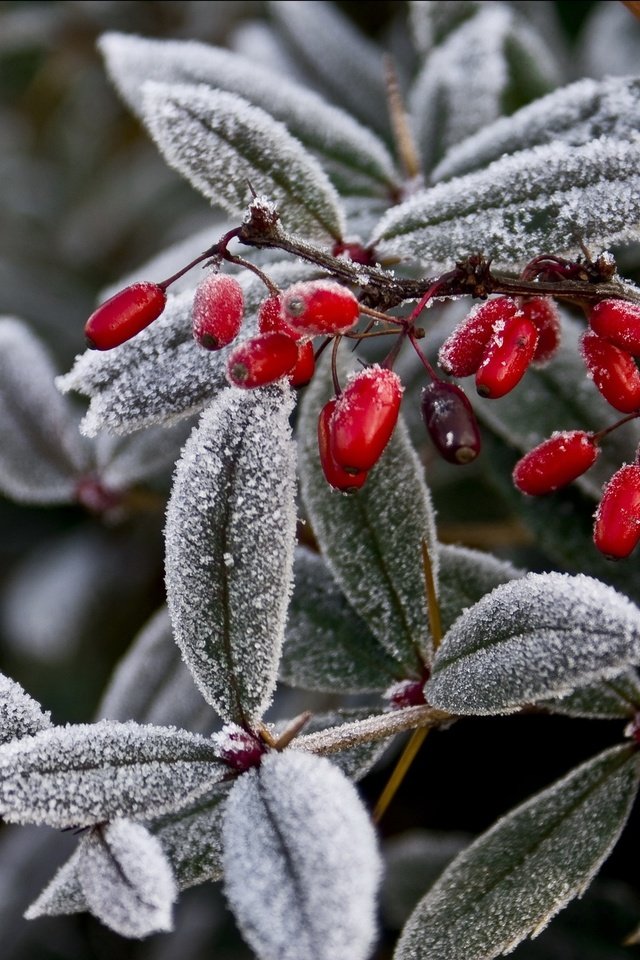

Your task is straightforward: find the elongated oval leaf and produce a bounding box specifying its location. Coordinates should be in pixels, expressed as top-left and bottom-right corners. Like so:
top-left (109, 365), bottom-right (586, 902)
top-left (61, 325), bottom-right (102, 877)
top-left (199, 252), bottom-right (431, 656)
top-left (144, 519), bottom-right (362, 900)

top-left (165, 386), bottom-right (297, 726)
top-left (427, 573), bottom-right (640, 715)
top-left (0, 318), bottom-right (89, 503)
top-left (223, 751), bottom-right (381, 960)
top-left (25, 846), bottom-right (88, 920)
top-left (100, 33), bottom-right (398, 195)
top-left (433, 75), bottom-right (640, 182)
top-left (394, 744), bottom-right (640, 960)
top-left (0, 721), bottom-right (227, 827)
top-left (298, 357), bottom-right (438, 672)
top-left (437, 544), bottom-right (522, 635)
top-left (141, 82), bottom-right (344, 242)
top-left (59, 261), bottom-right (321, 437)
top-left (151, 786), bottom-right (229, 890)
top-left (375, 137), bottom-right (640, 268)
top-left (78, 820), bottom-right (176, 938)
top-left (280, 548), bottom-right (403, 693)
top-left (0, 674), bottom-right (51, 745)
top-left (539, 669), bottom-right (640, 720)
top-left (289, 708), bottom-right (393, 782)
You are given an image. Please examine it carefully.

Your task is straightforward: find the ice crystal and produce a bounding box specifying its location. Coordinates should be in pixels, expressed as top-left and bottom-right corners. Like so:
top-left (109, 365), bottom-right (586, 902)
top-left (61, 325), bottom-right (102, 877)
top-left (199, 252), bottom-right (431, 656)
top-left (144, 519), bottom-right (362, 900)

top-left (222, 751), bottom-right (381, 960)
top-left (165, 386), bottom-right (297, 726)
top-left (151, 786), bottom-right (229, 889)
top-left (0, 674), bottom-right (51, 745)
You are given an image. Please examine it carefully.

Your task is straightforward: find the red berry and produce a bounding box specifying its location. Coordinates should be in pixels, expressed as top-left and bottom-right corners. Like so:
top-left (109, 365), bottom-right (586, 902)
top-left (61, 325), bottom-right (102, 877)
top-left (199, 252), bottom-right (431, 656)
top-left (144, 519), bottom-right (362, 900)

top-left (289, 340), bottom-right (315, 388)
top-left (192, 274), bottom-right (244, 350)
top-left (420, 380), bottom-right (481, 465)
top-left (318, 399), bottom-right (368, 492)
top-left (513, 430), bottom-right (599, 496)
top-left (257, 294), bottom-right (303, 341)
top-left (84, 281), bottom-right (167, 350)
top-left (475, 314), bottom-right (539, 399)
top-left (594, 463), bottom-right (640, 559)
top-left (281, 280), bottom-right (360, 336)
top-left (589, 299), bottom-right (640, 355)
top-left (438, 297), bottom-right (518, 378)
top-left (226, 332), bottom-right (298, 389)
top-left (521, 297), bottom-right (561, 365)
top-left (330, 366), bottom-right (403, 472)
top-left (580, 331), bottom-right (640, 412)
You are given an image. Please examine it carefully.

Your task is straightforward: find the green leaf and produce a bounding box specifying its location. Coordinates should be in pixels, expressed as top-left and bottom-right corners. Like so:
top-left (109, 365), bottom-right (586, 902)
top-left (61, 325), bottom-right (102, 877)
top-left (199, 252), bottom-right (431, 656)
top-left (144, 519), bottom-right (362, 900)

top-left (288, 708), bottom-right (393, 781)
top-left (165, 387), bottom-right (297, 726)
top-left (151, 785), bottom-right (229, 889)
top-left (427, 572), bottom-right (640, 715)
top-left (394, 744), bottom-right (640, 960)
top-left (437, 543), bottom-right (523, 635)
top-left (375, 137), bottom-right (640, 268)
top-left (539, 669), bottom-right (640, 720)
top-left (141, 82), bottom-right (345, 242)
top-left (298, 356), bottom-right (438, 674)
top-left (280, 548), bottom-right (404, 693)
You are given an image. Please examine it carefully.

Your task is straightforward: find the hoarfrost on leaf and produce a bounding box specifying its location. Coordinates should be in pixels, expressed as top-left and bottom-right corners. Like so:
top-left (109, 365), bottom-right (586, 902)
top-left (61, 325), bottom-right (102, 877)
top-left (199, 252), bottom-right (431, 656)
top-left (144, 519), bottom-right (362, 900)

top-left (393, 744), bottom-right (640, 960)
top-left (0, 674), bottom-right (51, 745)
top-left (25, 845), bottom-right (88, 920)
top-left (0, 720), bottom-right (227, 827)
top-left (141, 82), bottom-right (345, 242)
top-left (150, 786), bottom-right (229, 890)
top-left (222, 750), bottom-right (381, 960)
top-left (538, 669), bottom-right (640, 720)
top-left (427, 572), bottom-right (640, 715)
top-left (165, 386), bottom-right (297, 726)
top-left (437, 544), bottom-right (523, 636)
top-left (78, 820), bottom-right (177, 939)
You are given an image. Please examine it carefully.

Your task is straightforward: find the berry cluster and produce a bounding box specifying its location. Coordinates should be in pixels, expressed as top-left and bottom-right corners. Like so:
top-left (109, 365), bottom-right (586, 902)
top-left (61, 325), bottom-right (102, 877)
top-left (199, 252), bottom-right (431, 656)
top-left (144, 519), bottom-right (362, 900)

top-left (82, 228), bottom-right (640, 558)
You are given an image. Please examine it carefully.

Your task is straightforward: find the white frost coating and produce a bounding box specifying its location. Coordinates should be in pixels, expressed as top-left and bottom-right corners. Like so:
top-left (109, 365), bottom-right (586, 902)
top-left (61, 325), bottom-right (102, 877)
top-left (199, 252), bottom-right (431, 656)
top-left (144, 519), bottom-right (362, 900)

top-left (433, 74), bottom-right (640, 182)
top-left (394, 744), bottom-right (639, 960)
top-left (0, 674), bottom-right (51, 745)
top-left (375, 136), bottom-right (640, 269)
top-left (0, 318), bottom-right (89, 503)
top-left (25, 844), bottom-right (88, 920)
top-left (165, 386), bottom-right (297, 726)
top-left (99, 32), bottom-right (397, 191)
top-left (427, 572), bottom-right (640, 715)
top-left (410, 6), bottom-right (557, 173)
top-left (141, 82), bottom-right (344, 242)
top-left (437, 543), bottom-right (523, 635)
top-left (0, 720), bottom-right (226, 827)
top-left (96, 420), bottom-right (193, 491)
top-left (79, 820), bottom-right (177, 939)
top-left (540, 669), bottom-right (640, 721)
top-left (223, 751), bottom-right (381, 960)
top-left (58, 261), bottom-right (322, 437)
top-left (152, 787), bottom-right (228, 889)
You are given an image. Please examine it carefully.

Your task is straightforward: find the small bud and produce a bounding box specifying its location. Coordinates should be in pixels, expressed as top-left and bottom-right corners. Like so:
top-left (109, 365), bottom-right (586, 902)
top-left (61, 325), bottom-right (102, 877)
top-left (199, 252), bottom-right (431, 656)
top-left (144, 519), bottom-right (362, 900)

top-left (212, 724), bottom-right (265, 772)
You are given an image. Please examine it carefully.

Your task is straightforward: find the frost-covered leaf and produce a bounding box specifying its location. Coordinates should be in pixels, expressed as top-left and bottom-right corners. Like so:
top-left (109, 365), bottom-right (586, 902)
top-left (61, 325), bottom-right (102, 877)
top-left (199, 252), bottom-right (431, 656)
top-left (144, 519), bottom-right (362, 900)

top-left (141, 82), bottom-right (344, 242)
top-left (100, 33), bottom-right (397, 196)
top-left (410, 6), bottom-right (558, 174)
top-left (394, 744), bottom-right (640, 960)
top-left (223, 751), bottom-right (381, 960)
top-left (289, 708), bottom-right (393, 781)
top-left (408, 1), bottom-right (481, 54)
top-left (299, 357), bottom-right (437, 672)
top-left (165, 387), bottom-right (296, 726)
top-left (280, 548), bottom-right (403, 693)
top-left (78, 820), bottom-right (176, 938)
top-left (95, 419), bottom-right (193, 491)
top-left (437, 544), bottom-right (522, 635)
top-left (539, 670), bottom-right (640, 720)
top-left (0, 721), bottom-right (226, 827)
top-left (0, 674), bottom-right (51, 745)
top-left (25, 845), bottom-right (88, 920)
top-left (0, 318), bottom-right (89, 503)
top-left (579, 4), bottom-right (640, 81)
top-left (268, 0), bottom-right (389, 139)
top-left (433, 74), bottom-right (640, 182)
top-left (151, 785), bottom-right (229, 890)
top-left (97, 607), bottom-right (215, 733)
top-left (376, 137), bottom-right (640, 269)
top-left (58, 261), bottom-right (321, 437)
top-left (427, 573), bottom-right (640, 715)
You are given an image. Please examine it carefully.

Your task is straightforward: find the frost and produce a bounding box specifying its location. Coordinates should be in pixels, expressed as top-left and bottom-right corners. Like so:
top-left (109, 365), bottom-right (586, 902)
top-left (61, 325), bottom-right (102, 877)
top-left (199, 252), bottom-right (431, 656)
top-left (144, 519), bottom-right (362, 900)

top-left (408, 1), bottom-right (482, 54)
top-left (97, 607), bottom-right (215, 733)
top-left (99, 31), bottom-right (397, 195)
top-left (292, 708), bottom-right (393, 782)
top-left (25, 845), bottom-right (88, 920)
top-left (0, 318), bottom-right (89, 503)
top-left (433, 74), bottom-right (640, 182)
top-left (410, 6), bottom-right (558, 173)
top-left (299, 355), bottom-right (438, 671)
top-left (539, 669), bottom-right (640, 720)
top-left (375, 136), bottom-right (640, 269)
top-left (222, 751), bottom-right (381, 960)
top-left (427, 573), bottom-right (640, 715)
top-left (140, 82), bottom-right (344, 242)
top-left (165, 386), bottom-right (297, 726)
top-left (151, 786), bottom-right (229, 889)
top-left (95, 419), bottom-right (193, 491)
top-left (280, 547), bottom-right (402, 693)
top-left (78, 820), bottom-right (177, 939)
top-left (0, 720), bottom-right (226, 827)
top-left (0, 674), bottom-right (51, 745)
top-left (394, 745), bottom-right (639, 960)
top-left (58, 261), bottom-right (322, 437)
top-left (437, 544), bottom-right (523, 635)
